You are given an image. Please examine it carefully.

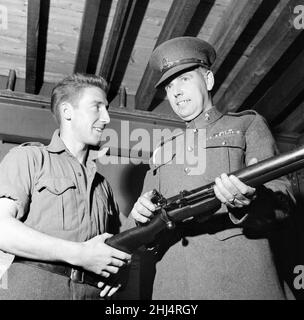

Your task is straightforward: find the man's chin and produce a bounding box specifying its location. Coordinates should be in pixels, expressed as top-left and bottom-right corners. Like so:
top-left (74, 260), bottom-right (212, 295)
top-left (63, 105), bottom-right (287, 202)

top-left (87, 139), bottom-right (102, 148)
top-left (180, 114), bottom-right (195, 122)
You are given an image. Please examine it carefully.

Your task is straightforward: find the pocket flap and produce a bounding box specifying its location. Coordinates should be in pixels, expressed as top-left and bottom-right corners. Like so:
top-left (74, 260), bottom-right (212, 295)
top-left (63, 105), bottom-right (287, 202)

top-left (207, 134), bottom-right (245, 149)
top-left (37, 177), bottom-right (76, 195)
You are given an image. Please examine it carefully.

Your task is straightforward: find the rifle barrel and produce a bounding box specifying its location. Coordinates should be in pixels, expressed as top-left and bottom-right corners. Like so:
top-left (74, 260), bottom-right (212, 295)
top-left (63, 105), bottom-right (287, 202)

top-left (106, 145), bottom-right (304, 253)
top-left (180, 145), bottom-right (304, 203)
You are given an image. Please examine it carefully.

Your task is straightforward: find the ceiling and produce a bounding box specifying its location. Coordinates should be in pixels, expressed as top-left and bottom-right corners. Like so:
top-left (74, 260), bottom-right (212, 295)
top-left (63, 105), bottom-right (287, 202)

top-left (1, 0), bottom-right (304, 138)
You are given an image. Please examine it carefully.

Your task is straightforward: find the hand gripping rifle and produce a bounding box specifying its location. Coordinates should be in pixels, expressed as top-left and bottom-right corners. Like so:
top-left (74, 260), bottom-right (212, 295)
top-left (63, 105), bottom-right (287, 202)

top-left (106, 145), bottom-right (304, 254)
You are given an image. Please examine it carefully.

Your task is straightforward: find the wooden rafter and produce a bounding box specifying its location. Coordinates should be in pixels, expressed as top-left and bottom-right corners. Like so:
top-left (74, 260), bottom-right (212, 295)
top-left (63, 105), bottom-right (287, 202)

top-left (0, 90), bottom-right (183, 157)
top-left (209, 0), bottom-right (263, 74)
top-left (253, 46), bottom-right (304, 122)
top-left (215, 0), bottom-right (301, 113)
top-left (98, 0), bottom-right (133, 88)
top-left (0, 90), bottom-right (183, 127)
top-left (74, 0), bottom-right (110, 74)
top-left (26, 0), bottom-right (41, 94)
top-left (25, 0), bottom-right (49, 94)
top-left (275, 100), bottom-right (304, 134)
top-left (135, 0), bottom-right (204, 111)
top-left (99, 0), bottom-right (149, 100)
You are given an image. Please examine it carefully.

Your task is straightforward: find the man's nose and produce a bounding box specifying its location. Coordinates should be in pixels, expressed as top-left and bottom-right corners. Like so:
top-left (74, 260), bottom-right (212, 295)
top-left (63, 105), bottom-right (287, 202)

top-left (173, 82), bottom-right (183, 97)
top-left (99, 107), bottom-right (110, 124)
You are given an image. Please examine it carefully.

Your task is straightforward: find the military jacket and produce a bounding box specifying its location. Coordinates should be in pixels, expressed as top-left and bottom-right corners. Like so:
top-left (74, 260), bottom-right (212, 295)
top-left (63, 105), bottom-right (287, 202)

top-left (141, 107), bottom-right (294, 300)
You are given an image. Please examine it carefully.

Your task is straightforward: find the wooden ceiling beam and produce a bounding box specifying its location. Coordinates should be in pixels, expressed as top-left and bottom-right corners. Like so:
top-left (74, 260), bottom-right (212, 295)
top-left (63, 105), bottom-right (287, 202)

top-left (74, 0), bottom-right (109, 74)
top-left (275, 100), bottom-right (304, 134)
top-left (0, 91), bottom-right (183, 157)
top-left (135, 0), bottom-right (203, 111)
top-left (209, 0), bottom-right (263, 74)
top-left (98, 0), bottom-right (134, 88)
top-left (253, 47), bottom-right (304, 122)
top-left (215, 0), bottom-right (302, 113)
top-left (99, 0), bottom-right (149, 100)
top-left (0, 89), bottom-right (183, 127)
top-left (212, 0), bottom-right (286, 102)
top-left (26, 0), bottom-right (49, 94)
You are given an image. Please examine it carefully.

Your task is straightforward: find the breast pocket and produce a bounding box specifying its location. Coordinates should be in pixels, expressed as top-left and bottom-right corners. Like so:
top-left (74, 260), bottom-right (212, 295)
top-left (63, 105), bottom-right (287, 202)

top-left (36, 177), bottom-right (78, 231)
top-left (205, 134), bottom-right (245, 181)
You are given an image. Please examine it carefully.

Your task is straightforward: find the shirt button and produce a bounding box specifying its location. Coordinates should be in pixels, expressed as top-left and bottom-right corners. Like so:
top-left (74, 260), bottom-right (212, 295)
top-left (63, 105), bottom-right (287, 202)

top-left (184, 167), bottom-right (191, 174)
top-left (187, 146), bottom-right (193, 152)
top-left (222, 141), bottom-right (227, 145)
top-left (77, 172), bottom-right (82, 177)
top-left (193, 128), bottom-right (198, 133)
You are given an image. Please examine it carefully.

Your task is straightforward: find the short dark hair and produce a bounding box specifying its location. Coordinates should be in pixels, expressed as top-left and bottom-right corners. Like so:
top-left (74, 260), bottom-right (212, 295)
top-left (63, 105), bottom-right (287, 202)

top-left (50, 73), bottom-right (108, 124)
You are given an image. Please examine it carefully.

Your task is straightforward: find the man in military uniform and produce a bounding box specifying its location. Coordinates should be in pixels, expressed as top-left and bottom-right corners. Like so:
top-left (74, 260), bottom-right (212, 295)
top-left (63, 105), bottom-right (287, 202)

top-left (131, 37), bottom-right (295, 299)
top-left (0, 74), bottom-right (132, 299)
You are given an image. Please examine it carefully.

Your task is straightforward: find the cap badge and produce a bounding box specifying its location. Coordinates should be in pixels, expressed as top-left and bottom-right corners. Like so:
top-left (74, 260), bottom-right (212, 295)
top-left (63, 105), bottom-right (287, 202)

top-left (161, 58), bottom-right (174, 72)
top-left (160, 58), bottom-right (207, 74)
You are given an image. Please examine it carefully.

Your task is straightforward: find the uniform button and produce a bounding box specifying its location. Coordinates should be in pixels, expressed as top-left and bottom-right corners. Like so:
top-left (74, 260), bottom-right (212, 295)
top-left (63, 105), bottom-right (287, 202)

top-left (204, 113), bottom-right (210, 121)
top-left (187, 146), bottom-right (193, 152)
top-left (77, 172), bottom-right (82, 177)
top-left (193, 128), bottom-right (198, 133)
top-left (222, 141), bottom-right (227, 145)
top-left (184, 167), bottom-right (191, 174)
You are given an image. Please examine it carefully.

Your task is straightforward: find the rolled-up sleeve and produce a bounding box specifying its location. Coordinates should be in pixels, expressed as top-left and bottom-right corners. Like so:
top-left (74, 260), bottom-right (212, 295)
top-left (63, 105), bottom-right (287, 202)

top-left (0, 147), bottom-right (37, 219)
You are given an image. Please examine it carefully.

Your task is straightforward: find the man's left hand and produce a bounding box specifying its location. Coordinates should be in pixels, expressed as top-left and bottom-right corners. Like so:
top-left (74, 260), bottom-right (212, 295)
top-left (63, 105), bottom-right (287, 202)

top-left (98, 281), bottom-right (122, 298)
top-left (214, 158), bottom-right (258, 209)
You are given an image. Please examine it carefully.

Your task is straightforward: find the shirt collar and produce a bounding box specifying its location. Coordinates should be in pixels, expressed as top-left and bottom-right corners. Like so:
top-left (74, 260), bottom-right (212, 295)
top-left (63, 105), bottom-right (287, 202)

top-left (87, 146), bottom-right (109, 162)
top-left (186, 106), bottom-right (223, 129)
top-left (46, 129), bottom-right (108, 164)
top-left (46, 129), bottom-right (67, 153)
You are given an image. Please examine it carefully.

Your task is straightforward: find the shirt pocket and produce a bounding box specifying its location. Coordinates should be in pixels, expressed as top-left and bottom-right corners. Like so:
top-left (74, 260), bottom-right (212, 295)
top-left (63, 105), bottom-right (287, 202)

top-left (36, 177), bottom-right (78, 231)
top-left (205, 134), bottom-right (245, 181)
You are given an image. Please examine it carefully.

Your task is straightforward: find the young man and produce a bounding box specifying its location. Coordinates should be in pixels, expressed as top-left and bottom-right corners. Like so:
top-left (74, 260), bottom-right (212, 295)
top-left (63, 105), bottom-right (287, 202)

top-left (0, 74), bottom-right (131, 300)
top-left (131, 37), bottom-right (295, 299)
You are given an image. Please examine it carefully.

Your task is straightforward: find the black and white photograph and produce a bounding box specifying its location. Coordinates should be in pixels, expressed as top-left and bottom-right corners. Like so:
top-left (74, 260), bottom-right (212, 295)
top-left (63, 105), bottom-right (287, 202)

top-left (0, 0), bottom-right (304, 309)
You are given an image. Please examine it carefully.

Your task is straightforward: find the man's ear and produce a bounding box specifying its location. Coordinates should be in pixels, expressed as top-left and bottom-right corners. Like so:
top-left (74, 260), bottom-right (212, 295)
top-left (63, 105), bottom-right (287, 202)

top-left (61, 102), bottom-right (73, 121)
top-left (204, 70), bottom-right (215, 91)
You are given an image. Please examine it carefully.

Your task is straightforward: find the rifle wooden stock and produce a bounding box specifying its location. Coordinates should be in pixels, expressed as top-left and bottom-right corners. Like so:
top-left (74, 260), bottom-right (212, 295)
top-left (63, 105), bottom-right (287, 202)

top-left (106, 145), bottom-right (304, 254)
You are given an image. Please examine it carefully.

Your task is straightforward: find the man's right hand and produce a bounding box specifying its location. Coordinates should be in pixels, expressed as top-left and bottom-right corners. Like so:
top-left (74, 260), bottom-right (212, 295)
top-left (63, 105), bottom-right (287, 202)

top-left (77, 233), bottom-right (131, 278)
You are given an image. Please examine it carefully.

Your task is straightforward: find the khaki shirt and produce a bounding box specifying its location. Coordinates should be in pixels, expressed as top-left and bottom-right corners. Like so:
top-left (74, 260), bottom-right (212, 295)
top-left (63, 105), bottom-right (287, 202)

top-left (0, 129), bottom-right (120, 242)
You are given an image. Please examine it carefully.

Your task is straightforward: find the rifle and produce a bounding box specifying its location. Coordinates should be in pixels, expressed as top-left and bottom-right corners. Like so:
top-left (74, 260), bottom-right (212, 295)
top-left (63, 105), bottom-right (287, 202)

top-left (106, 145), bottom-right (304, 254)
